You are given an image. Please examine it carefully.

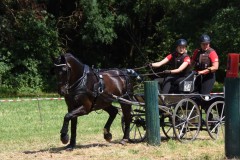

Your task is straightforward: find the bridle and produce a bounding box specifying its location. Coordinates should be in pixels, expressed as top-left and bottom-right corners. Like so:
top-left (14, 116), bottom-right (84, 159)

top-left (54, 62), bottom-right (90, 95)
top-left (54, 63), bottom-right (71, 94)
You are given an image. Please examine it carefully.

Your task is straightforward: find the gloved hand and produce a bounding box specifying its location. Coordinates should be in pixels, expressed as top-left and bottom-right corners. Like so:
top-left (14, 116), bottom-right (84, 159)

top-left (192, 70), bottom-right (198, 75)
top-left (163, 70), bottom-right (171, 75)
top-left (146, 63), bottom-right (152, 68)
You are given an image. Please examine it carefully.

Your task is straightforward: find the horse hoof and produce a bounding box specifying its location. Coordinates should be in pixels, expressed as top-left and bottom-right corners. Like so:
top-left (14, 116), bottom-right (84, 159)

top-left (65, 144), bottom-right (75, 151)
top-left (120, 139), bottom-right (129, 145)
top-left (61, 134), bottom-right (69, 144)
top-left (104, 132), bottom-right (112, 142)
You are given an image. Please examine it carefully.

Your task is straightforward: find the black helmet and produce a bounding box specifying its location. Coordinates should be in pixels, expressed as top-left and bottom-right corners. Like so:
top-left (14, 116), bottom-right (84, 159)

top-left (200, 34), bottom-right (211, 43)
top-left (176, 39), bottom-right (187, 46)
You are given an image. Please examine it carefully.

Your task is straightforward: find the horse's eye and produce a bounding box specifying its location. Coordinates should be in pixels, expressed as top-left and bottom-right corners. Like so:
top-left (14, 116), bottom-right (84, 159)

top-left (62, 67), bottom-right (67, 71)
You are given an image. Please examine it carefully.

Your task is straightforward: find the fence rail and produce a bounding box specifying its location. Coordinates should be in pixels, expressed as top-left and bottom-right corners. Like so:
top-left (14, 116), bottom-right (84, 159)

top-left (0, 97), bottom-right (64, 103)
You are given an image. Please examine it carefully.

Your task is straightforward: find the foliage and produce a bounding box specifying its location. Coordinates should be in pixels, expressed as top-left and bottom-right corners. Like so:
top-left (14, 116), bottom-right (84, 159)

top-left (80, 0), bottom-right (117, 44)
top-left (209, 7), bottom-right (240, 66)
top-left (0, 0), bottom-right (61, 93)
top-left (1, 0), bottom-right (240, 94)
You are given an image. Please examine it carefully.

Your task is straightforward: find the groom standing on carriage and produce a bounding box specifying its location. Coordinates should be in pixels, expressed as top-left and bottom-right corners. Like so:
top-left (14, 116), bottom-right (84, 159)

top-left (191, 34), bottom-right (219, 94)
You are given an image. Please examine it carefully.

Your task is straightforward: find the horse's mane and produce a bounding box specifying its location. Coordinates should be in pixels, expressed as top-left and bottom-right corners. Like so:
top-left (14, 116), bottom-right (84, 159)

top-left (64, 53), bottom-right (74, 58)
top-left (63, 53), bottom-right (126, 74)
top-left (64, 53), bottom-right (83, 65)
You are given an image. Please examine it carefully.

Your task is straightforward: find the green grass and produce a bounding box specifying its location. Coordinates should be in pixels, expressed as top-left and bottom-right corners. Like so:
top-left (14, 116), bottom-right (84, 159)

top-left (0, 99), bottom-right (123, 152)
top-left (213, 81), bottom-right (224, 92)
top-left (0, 100), bottom-right (63, 150)
top-left (0, 99), bottom-right (226, 159)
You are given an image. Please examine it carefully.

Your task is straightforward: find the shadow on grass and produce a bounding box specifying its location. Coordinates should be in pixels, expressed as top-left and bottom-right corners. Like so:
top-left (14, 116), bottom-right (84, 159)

top-left (23, 144), bottom-right (110, 154)
top-left (22, 139), bottom-right (124, 154)
top-left (23, 136), bottom-right (172, 155)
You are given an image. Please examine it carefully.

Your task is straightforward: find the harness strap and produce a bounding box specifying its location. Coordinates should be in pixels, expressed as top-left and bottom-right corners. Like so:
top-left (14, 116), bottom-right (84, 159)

top-left (93, 69), bottom-right (105, 97)
top-left (67, 65), bottom-right (133, 110)
top-left (67, 65), bottom-right (90, 95)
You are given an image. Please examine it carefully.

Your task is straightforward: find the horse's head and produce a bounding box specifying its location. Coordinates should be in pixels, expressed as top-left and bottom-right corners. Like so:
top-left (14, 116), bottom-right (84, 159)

top-left (54, 53), bottom-right (86, 96)
top-left (52, 54), bottom-right (71, 96)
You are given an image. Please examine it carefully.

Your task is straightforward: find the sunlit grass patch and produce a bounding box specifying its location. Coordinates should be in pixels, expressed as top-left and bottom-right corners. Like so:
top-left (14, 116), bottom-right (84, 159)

top-left (0, 99), bottom-right (225, 159)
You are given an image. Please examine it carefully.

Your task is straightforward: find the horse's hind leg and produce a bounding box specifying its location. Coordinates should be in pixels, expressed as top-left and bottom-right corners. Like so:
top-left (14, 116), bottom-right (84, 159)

top-left (120, 104), bottom-right (131, 145)
top-left (103, 106), bottom-right (118, 142)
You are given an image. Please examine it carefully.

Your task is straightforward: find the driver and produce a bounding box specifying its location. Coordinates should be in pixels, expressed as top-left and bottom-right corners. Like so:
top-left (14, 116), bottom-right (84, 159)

top-left (149, 39), bottom-right (191, 93)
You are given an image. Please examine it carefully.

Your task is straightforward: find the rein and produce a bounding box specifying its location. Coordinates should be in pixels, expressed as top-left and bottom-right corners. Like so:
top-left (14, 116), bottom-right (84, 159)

top-left (133, 65), bottom-right (164, 78)
top-left (132, 64), bottom-right (164, 78)
top-left (139, 71), bottom-right (164, 77)
top-left (149, 66), bottom-right (163, 78)
top-left (133, 65), bottom-right (148, 70)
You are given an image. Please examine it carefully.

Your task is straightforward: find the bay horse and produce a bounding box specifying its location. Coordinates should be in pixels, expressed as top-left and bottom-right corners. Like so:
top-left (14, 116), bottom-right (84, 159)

top-left (53, 53), bottom-right (133, 150)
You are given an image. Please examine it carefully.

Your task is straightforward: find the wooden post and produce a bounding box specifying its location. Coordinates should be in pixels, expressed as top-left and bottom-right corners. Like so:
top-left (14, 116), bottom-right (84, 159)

top-left (225, 53), bottom-right (240, 159)
top-left (144, 81), bottom-right (160, 145)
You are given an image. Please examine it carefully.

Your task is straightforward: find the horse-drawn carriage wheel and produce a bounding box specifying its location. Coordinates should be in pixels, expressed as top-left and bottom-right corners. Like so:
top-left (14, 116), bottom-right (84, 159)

top-left (121, 105), bottom-right (146, 143)
top-left (173, 98), bottom-right (201, 142)
top-left (206, 101), bottom-right (225, 140)
top-left (160, 108), bottom-right (175, 139)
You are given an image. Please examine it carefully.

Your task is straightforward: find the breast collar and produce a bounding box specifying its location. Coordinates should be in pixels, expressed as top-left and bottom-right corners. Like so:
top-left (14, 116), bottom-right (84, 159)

top-left (67, 64), bottom-right (90, 96)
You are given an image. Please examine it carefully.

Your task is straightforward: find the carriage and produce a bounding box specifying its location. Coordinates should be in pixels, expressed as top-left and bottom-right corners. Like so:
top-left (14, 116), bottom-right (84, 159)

top-left (119, 70), bottom-right (225, 143)
top-left (53, 53), bottom-right (225, 149)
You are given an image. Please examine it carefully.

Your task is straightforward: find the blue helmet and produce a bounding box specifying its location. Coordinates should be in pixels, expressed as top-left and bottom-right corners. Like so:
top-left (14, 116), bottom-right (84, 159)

top-left (200, 34), bottom-right (211, 43)
top-left (176, 39), bottom-right (187, 46)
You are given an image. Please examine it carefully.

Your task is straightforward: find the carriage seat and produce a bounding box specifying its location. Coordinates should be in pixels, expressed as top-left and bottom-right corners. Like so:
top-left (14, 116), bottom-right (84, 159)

top-left (178, 71), bottom-right (198, 93)
top-left (158, 71), bottom-right (198, 94)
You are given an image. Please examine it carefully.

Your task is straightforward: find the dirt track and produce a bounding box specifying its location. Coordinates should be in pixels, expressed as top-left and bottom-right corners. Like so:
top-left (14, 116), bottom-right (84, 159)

top-left (0, 142), bottom-right (158, 160)
top-left (0, 138), bottom-right (225, 160)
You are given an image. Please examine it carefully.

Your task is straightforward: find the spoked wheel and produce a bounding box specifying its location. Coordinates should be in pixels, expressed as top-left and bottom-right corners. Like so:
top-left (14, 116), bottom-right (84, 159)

top-left (206, 101), bottom-right (225, 140)
top-left (121, 105), bottom-right (146, 143)
top-left (160, 108), bottom-right (175, 139)
top-left (173, 98), bottom-right (201, 142)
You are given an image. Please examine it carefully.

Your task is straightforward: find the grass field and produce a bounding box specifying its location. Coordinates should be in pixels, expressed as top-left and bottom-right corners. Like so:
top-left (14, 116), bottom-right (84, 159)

top-left (0, 98), bottom-right (226, 160)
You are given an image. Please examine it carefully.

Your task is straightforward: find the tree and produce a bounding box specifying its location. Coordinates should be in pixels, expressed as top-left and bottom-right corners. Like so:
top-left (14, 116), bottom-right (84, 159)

top-left (208, 6), bottom-right (240, 81)
top-left (0, 0), bottom-right (60, 93)
top-left (1, 0), bottom-right (239, 94)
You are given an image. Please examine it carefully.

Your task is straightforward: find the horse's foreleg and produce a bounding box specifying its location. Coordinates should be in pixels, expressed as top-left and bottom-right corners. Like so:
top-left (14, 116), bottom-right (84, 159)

top-left (66, 117), bottom-right (78, 150)
top-left (60, 106), bottom-right (87, 149)
top-left (60, 113), bottom-right (70, 144)
top-left (70, 117), bottom-right (77, 144)
top-left (120, 105), bottom-right (132, 145)
top-left (103, 106), bottom-right (118, 142)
